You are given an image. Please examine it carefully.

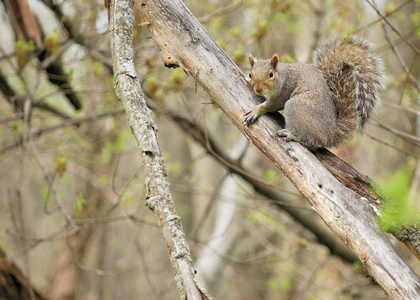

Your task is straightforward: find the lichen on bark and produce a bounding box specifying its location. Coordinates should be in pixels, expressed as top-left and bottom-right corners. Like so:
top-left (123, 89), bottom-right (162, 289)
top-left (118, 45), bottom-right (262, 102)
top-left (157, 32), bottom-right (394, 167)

top-left (108, 0), bottom-right (210, 299)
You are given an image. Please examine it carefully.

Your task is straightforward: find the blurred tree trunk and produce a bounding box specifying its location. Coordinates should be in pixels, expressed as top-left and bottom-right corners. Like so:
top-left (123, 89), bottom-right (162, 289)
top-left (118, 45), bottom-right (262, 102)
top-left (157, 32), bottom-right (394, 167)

top-left (195, 137), bottom-right (247, 288)
top-left (47, 229), bottom-right (92, 300)
top-left (0, 248), bottom-right (47, 300)
top-left (2, 0), bottom-right (82, 110)
top-left (2, 0), bottom-right (43, 48)
top-left (47, 83), bottom-right (119, 300)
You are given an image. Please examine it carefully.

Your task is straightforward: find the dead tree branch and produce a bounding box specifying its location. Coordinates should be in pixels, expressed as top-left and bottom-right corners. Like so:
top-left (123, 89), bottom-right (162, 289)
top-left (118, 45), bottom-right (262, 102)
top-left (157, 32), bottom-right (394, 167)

top-left (149, 101), bottom-right (358, 264)
top-left (135, 0), bottom-right (420, 298)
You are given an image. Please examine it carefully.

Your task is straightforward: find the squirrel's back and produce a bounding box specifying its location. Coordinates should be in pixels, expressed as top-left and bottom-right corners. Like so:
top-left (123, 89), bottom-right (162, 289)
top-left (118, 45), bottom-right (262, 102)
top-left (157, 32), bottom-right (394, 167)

top-left (313, 36), bottom-right (385, 145)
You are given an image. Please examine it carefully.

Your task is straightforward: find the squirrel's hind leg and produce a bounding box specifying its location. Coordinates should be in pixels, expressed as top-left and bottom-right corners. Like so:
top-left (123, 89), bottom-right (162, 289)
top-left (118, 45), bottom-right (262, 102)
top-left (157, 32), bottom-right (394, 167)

top-left (277, 129), bottom-right (298, 142)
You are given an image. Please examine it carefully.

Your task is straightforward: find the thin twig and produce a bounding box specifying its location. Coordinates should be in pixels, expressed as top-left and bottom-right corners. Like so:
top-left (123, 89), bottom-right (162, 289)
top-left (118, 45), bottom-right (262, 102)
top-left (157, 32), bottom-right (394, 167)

top-left (24, 97), bottom-right (78, 229)
top-left (384, 102), bottom-right (420, 117)
top-left (366, 133), bottom-right (420, 158)
top-left (377, 121), bottom-right (420, 147)
top-left (365, 0), bottom-right (420, 55)
top-left (377, 15), bottom-right (420, 92)
top-left (1, 109), bottom-right (125, 153)
top-left (355, 0), bottom-right (412, 34)
top-left (198, 1), bottom-right (243, 24)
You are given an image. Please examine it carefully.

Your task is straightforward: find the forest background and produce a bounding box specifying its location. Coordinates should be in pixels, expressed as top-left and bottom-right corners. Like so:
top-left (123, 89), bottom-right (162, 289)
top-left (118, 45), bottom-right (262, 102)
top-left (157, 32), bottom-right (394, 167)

top-left (0, 0), bottom-right (420, 299)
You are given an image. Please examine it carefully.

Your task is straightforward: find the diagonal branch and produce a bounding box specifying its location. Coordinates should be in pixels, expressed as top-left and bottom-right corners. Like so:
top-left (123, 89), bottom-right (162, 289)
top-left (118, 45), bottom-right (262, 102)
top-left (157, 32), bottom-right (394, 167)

top-left (154, 103), bottom-right (358, 263)
top-left (368, 0), bottom-right (420, 92)
top-left (364, 0), bottom-right (420, 56)
top-left (135, 0), bottom-right (420, 298)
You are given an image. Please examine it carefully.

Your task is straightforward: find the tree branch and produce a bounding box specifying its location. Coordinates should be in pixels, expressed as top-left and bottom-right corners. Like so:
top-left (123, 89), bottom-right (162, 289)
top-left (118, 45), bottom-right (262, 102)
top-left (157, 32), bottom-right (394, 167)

top-left (0, 247), bottom-right (47, 300)
top-left (108, 0), bottom-right (210, 299)
top-left (152, 102), bottom-right (357, 264)
top-left (135, 0), bottom-right (420, 298)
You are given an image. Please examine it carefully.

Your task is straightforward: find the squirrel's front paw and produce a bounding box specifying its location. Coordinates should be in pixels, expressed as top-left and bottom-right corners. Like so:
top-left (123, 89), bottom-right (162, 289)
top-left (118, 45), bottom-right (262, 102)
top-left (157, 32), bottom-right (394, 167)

top-left (277, 129), bottom-right (297, 142)
top-left (243, 110), bottom-right (260, 125)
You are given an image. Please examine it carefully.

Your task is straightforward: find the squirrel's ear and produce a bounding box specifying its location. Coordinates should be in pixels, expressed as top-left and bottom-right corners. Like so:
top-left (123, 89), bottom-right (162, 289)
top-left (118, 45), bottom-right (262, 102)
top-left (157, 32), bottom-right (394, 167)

top-left (271, 53), bottom-right (279, 69)
top-left (249, 54), bottom-right (256, 66)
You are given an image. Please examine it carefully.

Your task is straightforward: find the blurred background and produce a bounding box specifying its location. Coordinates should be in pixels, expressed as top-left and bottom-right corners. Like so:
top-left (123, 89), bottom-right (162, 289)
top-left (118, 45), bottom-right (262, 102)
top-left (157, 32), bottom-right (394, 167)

top-left (0, 0), bottom-right (419, 299)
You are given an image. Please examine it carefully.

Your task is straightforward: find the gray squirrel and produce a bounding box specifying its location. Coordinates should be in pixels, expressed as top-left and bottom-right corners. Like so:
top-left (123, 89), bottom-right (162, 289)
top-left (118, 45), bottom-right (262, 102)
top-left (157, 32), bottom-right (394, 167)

top-left (244, 36), bottom-right (385, 149)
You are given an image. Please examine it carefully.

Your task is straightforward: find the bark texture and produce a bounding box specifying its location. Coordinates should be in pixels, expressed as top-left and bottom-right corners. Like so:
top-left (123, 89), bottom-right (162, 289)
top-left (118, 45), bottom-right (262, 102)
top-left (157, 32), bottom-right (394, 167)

top-left (135, 0), bottom-right (420, 298)
top-left (108, 0), bottom-right (210, 299)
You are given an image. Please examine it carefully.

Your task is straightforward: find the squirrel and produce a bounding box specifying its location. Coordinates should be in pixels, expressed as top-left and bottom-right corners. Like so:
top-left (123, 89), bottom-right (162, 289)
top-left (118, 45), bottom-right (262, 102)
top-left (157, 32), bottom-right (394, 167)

top-left (243, 36), bottom-right (385, 149)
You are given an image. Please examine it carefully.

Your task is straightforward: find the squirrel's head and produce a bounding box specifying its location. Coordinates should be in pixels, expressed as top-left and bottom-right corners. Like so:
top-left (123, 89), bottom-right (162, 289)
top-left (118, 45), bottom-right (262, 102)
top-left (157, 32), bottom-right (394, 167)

top-left (248, 53), bottom-right (280, 97)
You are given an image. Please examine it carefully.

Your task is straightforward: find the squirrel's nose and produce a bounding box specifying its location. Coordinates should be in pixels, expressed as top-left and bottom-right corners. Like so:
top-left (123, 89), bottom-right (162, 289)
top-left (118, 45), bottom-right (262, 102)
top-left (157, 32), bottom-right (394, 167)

top-left (255, 85), bottom-right (264, 95)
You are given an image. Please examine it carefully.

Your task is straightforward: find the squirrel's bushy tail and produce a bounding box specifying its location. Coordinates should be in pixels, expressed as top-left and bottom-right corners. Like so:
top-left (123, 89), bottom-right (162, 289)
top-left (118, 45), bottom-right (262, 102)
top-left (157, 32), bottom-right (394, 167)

top-left (313, 36), bottom-right (385, 144)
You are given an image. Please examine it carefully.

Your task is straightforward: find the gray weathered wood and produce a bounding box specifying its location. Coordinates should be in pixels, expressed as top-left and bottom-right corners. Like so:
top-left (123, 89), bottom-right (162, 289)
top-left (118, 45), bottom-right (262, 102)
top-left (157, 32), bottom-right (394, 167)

top-left (136, 0), bottom-right (420, 298)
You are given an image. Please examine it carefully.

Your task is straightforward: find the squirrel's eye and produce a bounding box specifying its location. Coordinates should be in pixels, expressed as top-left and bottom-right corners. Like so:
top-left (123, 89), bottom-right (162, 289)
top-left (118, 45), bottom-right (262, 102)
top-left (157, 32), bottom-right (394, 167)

top-left (249, 73), bottom-right (252, 78)
top-left (269, 71), bottom-right (274, 78)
